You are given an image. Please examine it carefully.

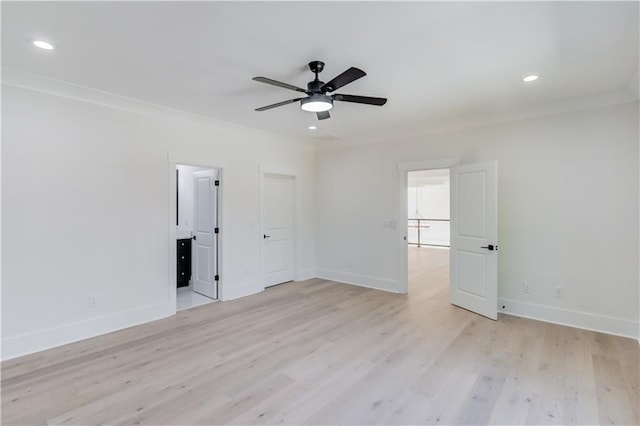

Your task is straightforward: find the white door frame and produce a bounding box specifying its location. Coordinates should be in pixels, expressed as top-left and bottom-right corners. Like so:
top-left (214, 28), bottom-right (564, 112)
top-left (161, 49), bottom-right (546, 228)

top-left (259, 169), bottom-right (298, 289)
top-left (168, 153), bottom-right (223, 315)
top-left (397, 158), bottom-right (459, 294)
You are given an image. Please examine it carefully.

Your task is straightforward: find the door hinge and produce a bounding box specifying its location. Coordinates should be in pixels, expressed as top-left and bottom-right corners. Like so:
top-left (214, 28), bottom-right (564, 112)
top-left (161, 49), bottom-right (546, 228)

top-left (214, 275), bottom-right (219, 281)
top-left (214, 227), bottom-right (219, 234)
top-left (214, 180), bottom-right (220, 186)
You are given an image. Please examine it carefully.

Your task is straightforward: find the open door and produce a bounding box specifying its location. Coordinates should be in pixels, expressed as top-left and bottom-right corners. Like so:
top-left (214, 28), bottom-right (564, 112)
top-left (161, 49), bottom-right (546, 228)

top-left (193, 169), bottom-right (218, 299)
top-left (450, 161), bottom-right (498, 320)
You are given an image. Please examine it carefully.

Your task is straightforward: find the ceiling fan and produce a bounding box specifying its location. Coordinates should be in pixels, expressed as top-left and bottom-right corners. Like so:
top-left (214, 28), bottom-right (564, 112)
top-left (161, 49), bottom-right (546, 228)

top-left (252, 61), bottom-right (387, 120)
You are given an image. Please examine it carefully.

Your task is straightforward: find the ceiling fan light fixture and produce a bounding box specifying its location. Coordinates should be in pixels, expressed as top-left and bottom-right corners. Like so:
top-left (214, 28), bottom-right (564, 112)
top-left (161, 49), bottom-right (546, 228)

top-left (33, 40), bottom-right (54, 50)
top-left (300, 94), bottom-right (333, 112)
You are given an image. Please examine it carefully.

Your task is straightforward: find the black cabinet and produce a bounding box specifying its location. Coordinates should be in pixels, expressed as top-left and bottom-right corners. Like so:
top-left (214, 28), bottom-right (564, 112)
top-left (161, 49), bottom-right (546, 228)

top-left (177, 238), bottom-right (192, 288)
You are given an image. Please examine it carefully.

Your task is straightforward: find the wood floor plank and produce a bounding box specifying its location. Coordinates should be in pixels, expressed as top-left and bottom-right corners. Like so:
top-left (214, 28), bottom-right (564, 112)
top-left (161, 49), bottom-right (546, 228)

top-left (488, 320), bottom-right (548, 425)
top-left (453, 350), bottom-right (511, 425)
top-left (2, 247), bottom-right (638, 425)
top-left (592, 354), bottom-right (639, 425)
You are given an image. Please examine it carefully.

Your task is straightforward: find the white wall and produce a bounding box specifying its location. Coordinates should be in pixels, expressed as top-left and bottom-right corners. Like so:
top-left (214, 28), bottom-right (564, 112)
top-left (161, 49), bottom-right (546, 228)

top-left (317, 102), bottom-right (639, 338)
top-left (408, 183), bottom-right (450, 220)
top-left (1, 76), bottom-right (316, 359)
top-left (407, 181), bottom-right (451, 246)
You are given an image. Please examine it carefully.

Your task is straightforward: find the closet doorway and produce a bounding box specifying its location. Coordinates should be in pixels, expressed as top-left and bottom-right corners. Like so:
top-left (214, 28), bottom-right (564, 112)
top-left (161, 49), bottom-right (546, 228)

top-left (175, 164), bottom-right (220, 311)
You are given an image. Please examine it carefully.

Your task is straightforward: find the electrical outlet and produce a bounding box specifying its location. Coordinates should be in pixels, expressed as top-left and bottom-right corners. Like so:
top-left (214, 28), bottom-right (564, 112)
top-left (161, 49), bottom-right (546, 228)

top-left (88, 295), bottom-right (97, 308)
top-left (554, 286), bottom-right (565, 299)
top-left (523, 283), bottom-right (531, 295)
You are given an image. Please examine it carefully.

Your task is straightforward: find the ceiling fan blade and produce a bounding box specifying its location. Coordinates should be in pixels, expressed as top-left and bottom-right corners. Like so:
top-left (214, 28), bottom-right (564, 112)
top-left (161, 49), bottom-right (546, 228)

top-left (333, 94), bottom-right (387, 106)
top-left (316, 111), bottom-right (330, 120)
top-left (321, 67), bottom-right (366, 93)
top-left (252, 77), bottom-right (307, 93)
top-left (255, 98), bottom-right (304, 111)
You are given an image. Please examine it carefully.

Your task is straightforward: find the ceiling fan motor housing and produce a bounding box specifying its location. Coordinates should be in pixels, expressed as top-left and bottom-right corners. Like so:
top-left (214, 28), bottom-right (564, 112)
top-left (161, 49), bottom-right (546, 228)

top-left (307, 79), bottom-right (325, 92)
top-left (308, 60), bottom-right (325, 74)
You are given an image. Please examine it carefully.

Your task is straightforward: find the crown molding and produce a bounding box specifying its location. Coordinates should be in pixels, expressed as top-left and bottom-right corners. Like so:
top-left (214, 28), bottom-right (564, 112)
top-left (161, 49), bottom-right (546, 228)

top-left (318, 89), bottom-right (639, 151)
top-left (4, 66), bottom-right (635, 154)
top-left (1, 67), bottom-right (316, 152)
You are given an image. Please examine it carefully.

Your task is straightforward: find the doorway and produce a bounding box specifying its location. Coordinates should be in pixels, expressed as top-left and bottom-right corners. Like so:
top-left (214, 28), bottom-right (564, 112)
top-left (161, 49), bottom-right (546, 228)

top-left (407, 169), bottom-right (451, 299)
top-left (175, 164), bottom-right (220, 311)
top-left (399, 159), bottom-right (499, 320)
top-left (261, 173), bottom-right (295, 288)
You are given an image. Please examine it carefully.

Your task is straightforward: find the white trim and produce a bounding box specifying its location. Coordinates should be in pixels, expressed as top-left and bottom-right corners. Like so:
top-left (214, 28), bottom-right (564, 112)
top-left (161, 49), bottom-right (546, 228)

top-left (499, 298), bottom-right (639, 340)
top-left (168, 152), bottom-right (225, 169)
top-left (2, 67), bottom-right (315, 152)
top-left (317, 90), bottom-right (638, 151)
top-left (397, 158), bottom-right (460, 172)
top-left (259, 162), bottom-right (304, 178)
top-left (296, 268), bottom-right (318, 282)
top-left (1, 302), bottom-right (172, 361)
top-left (316, 268), bottom-right (401, 294)
top-left (222, 281), bottom-right (263, 302)
top-left (397, 158), bottom-right (459, 293)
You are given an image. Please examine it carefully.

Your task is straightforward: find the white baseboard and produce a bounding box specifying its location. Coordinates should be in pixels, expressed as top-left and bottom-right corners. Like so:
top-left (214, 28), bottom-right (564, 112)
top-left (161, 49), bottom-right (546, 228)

top-left (296, 268), bottom-right (317, 282)
top-left (5, 288), bottom-right (633, 361)
top-left (499, 297), bottom-right (639, 340)
top-left (221, 280), bottom-right (263, 302)
top-left (316, 268), bottom-right (402, 293)
top-left (2, 302), bottom-right (173, 361)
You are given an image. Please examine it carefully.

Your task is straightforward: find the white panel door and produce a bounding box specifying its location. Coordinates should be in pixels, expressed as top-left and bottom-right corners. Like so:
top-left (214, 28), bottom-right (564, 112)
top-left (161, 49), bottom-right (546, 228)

top-left (450, 161), bottom-right (498, 320)
top-left (262, 174), bottom-right (294, 287)
top-left (193, 170), bottom-right (218, 299)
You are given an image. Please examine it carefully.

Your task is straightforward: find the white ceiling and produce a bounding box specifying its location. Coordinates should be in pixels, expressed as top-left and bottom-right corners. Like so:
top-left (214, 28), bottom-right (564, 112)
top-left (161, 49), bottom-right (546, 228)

top-left (2, 1), bottom-right (638, 144)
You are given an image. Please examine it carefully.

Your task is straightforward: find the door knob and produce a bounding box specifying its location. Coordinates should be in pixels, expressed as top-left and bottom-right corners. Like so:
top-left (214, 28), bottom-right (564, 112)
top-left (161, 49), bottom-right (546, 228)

top-left (263, 234), bottom-right (271, 239)
top-left (480, 244), bottom-right (497, 251)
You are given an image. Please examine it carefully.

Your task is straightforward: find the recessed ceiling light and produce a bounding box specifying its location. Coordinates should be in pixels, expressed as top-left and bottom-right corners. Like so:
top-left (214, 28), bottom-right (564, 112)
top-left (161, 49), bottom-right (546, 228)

top-left (522, 75), bottom-right (539, 82)
top-left (308, 126), bottom-right (317, 130)
top-left (33, 40), bottom-right (54, 50)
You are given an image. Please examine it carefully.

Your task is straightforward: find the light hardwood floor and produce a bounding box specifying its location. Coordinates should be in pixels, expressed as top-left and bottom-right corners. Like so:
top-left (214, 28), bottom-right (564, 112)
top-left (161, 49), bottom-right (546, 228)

top-left (2, 247), bottom-right (638, 425)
